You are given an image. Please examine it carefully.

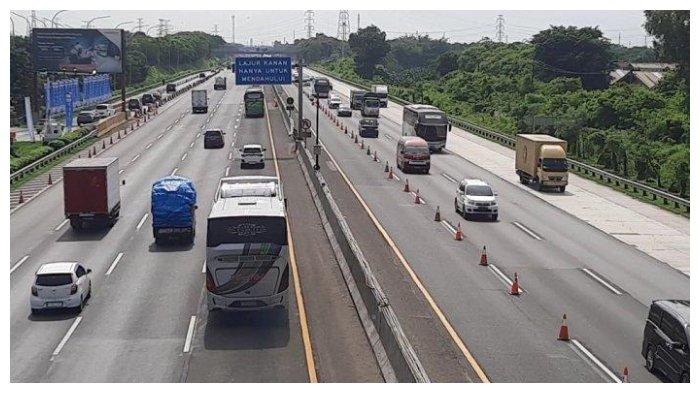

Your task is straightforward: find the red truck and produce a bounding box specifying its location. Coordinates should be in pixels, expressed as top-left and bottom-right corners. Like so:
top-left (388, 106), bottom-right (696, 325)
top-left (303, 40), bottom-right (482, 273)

top-left (63, 157), bottom-right (121, 230)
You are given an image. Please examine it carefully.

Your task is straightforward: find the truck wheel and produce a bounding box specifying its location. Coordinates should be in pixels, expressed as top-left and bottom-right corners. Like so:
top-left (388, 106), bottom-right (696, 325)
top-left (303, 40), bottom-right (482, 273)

top-left (454, 198), bottom-right (459, 213)
top-left (70, 218), bottom-right (82, 231)
top-left (559, 186), bottom-right (566, 193)
top-left (534, 181), bottom-right (542, 191)
top-left (519, 175), bottom-right (528, 185)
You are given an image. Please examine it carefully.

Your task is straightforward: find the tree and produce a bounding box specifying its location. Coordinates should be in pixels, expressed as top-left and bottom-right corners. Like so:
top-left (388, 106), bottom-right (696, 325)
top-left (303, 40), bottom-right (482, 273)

top-left (531, 26), bottom-right (612, 89)
top-left (348, 25), bottom-right (390, 78)
top-left (436, 52), bottom-right (459, 77)
top-left (644, 11), bottom-right (690, 80)
top-left (10, 36), bottom-right (33, 122)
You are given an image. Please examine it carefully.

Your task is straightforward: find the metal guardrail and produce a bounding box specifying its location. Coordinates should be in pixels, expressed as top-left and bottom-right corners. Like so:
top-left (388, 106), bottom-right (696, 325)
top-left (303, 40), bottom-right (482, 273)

top-left (309, 67), bottom-right (690, 212)
top-left (10, 130), bottom-right (97, 184)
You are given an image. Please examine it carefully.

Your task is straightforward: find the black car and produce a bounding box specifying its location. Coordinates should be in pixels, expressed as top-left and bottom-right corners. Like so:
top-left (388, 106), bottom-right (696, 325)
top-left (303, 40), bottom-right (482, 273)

top-left (203, 129), bottom-right (225, 149)
top-left (127, 98), bottom-right (142, 111)
top-left (199, 72), bottom-right (206, 78)
top-left (337, 105), bottom-right (352, 117)
top-left (141, 93), bottom-right (155, 105)
top-left (152, 92), bottom-right (162, 103)
top-left (642, 299), bottom-right (689, 382)
top-left (166, 83), bottom-right (177, 93)
top-left (358, 118), bottom-right (379, 138)
top-left (76, 111), bottom-right (97, 126)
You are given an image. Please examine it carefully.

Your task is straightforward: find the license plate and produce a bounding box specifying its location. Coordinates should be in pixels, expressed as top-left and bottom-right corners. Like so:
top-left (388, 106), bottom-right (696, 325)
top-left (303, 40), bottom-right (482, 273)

top-left (46, 302), bottom-right (63, 308)
top-left (237, 301), bottom-right (259, 307)
top-left (409, 161), bottom-right (426, 165)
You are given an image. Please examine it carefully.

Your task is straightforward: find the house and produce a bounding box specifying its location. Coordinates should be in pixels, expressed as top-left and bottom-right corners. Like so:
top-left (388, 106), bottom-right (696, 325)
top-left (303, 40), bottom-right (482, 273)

top-left (609, 62), bottom-right (677, 89)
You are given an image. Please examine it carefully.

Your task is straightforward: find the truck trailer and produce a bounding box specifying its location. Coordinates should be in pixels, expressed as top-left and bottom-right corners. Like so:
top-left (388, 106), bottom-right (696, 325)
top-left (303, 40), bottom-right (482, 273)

top-left (191, 89), bottom-right (208, 113)
top-left (370, 84), bottom-right (389, 107)
top-left (151, 176), bottom-right (198, 244)
top-left (515, 134), bottom-right (569, 192)
top-left (63, 157), bottom-right (121, 230)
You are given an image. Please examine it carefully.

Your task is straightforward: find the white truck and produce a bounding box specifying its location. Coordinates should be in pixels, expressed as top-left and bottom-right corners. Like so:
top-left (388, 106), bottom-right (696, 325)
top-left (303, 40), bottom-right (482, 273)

top-left (191, 90), bottom-right (208, 114)
top-left (371, 84), bottom-right (389, 107)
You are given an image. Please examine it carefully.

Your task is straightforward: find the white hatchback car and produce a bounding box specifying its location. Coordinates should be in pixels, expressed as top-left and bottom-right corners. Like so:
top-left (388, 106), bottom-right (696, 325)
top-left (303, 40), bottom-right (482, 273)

top-left (30, 262), bottom-right (92, 314)
top-left (454, 179), bottom-right (499, 221)
top-left (240, 144), bottom-right (266, 168)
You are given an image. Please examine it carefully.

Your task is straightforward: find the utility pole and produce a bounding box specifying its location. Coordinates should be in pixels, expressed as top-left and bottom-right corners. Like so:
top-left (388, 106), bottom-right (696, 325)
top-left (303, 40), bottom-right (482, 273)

top-left (357, 13), bottom-right (360, 31)
top-left (31, 10), bottom-right (37, 29)
top-left (337, 10), bottom-right (350, 41)
top-left (136, 18), bottom-right (144, 32)
top-left (304, 10), bottom-right (314, 38)
top-left (618, 32), bottom-right (621, 46)
top-left (231, 15), bottom-right (235, 44)
top-left (496, 14), bottom-right (505, 43)
top-left (213, 24), bottom-right (219, 36)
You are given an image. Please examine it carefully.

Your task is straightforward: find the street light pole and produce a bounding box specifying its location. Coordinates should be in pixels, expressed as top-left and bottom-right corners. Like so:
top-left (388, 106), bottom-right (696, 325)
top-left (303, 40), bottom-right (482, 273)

top-left (85, 16), bottom-right (109, 28)
top-left (51, 10), bottom-right (67, 28)
top-left (314, 95), bottom-right (320, 170)
top-left (115, 21), bottom-right (133, 29)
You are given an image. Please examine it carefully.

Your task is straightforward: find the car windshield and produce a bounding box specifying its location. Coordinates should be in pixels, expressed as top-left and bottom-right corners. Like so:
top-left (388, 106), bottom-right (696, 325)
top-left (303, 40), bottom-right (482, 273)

top-left (365, 100), bottom-right (379, 108)
top-left (96, 105), bottom-right (107, 110)
top-left (205, 131), bottom-right (221, 138)
top-left (36, 273), bottom-right (73, 286)
top-left (542, 158), bottom-right (568, 172)
top-left (243, 147), bottom-right (261, 154)
top-left (465, 185), bottom-right (493, 196)
top-left (404, 146), bottom-right (428, 154)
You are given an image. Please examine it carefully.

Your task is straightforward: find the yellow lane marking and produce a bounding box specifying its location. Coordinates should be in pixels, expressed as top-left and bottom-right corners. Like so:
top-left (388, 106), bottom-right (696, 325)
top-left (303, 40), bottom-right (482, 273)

top-left (265, 100), bottom-right (318, 383)
top-left (319, 122), bottom-right (491, 383)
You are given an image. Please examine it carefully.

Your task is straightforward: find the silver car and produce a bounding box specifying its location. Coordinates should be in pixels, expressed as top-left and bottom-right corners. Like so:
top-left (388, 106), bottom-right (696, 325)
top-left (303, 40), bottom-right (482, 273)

top-left (30, 262), bottom-right (92, 314)
top-left (454, 179), bottom-right (499, 221)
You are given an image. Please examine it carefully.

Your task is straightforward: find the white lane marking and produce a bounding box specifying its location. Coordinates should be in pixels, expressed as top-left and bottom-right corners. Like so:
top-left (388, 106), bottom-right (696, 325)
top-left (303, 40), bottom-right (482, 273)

top-left (157, 133), bottom-right (164, 139)
top-left (512, 221), bottom-right (542, 241)
top-left (442, 173), bottom-right (458, 183)
top-left (171, 167), bottom-right (179, 176)
top-left (440, 220), bottom-right (457, 234)
top-left (190, 141), bottom-right (194, 148)
top-left (581, 268), bottom-right (623, 295)
top-left (105, 252), bottom-right (125, 276)
top-left (228, 152), bottom-right (233, 160)
top-left (202, 259), bottom-right (207, 274)
top-left (10, 255), bottom-right (30, 274)
top-left (166, 125), bottom-right (173, 131)
top-left (54, 219), bottom-right (69, 231)
top-left (225, 167), bottom-right (230, 177)
top-left (119, 169), bottom-right (125, 174)
top-left (181, 153), bottom-right (188, 161)
top-left (146, 143), bottom-right (153, 150)
top-left (383, 134), bottom-right (394, 141)
top-left (570, 339), bottom-right (622, 383)
top-left (488, 264), bottom-right (524, 293)
top-left (136, 213), bottom-right (149, 230)
top-left (183, 316), bottom-right (197, 353)
top-left (392, 173), bottom-right (401, 181)
top-left (130, 154), bottom-right (140, 163)
top-left (51, 316), bottom-right (83, 359)
top-left (196, 132), bottom-right (201, 138)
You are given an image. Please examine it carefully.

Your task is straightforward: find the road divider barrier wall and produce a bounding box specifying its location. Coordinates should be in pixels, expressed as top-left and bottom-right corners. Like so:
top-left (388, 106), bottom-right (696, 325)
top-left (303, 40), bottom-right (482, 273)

top-left (272, 85), bottom-right (430, 383)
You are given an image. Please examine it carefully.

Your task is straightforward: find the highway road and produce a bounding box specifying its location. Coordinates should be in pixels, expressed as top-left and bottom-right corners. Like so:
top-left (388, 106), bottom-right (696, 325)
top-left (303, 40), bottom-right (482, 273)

top-left (10, 72), bottom-right (382, 382)
top-left (280, 78), bottom-right (689, 382)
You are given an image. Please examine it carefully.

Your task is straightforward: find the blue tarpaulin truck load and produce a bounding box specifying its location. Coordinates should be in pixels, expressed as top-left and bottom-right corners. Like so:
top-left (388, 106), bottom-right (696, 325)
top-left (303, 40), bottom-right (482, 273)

top-left (151, 176), bottom-right (198, 244)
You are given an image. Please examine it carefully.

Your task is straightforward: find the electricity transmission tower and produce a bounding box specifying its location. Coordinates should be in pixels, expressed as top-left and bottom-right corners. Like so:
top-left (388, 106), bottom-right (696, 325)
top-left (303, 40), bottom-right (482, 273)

top-left (158, 19), bottom-right (171, 37)
top-left (304, 10), bottom-right (315, 38)
top-left (496, 14), bottom-right (505, 43)
top-left (337, 10), bottom-right (350, 41)
top-left (136, 18), bottom-right (144, 32)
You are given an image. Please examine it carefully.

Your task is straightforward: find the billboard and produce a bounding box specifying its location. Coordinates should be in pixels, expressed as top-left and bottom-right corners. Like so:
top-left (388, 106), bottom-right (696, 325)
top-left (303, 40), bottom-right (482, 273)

top-left (235, 57), bottom-right (292, 85)
top-left (33, 28), bottom-right (124, 74)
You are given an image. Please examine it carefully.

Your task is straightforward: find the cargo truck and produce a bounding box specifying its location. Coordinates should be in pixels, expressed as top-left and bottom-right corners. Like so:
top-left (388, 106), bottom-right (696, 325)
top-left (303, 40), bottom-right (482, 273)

top-left (191, 89), bottom-right (208, 113)
top-left (63, 157), bottom-right (120, 230)
top-left (515, 134), bottom-right (569, 192)
top-left (361, 92), bottom-right (380, 117)
top-left (151, 176), bottom-right (198, 244)
top-left (371, 84), bottom-right (389, 107)
top-left (214, 76), bottom-right (227, 90)
top-left (350, 90), bottom-right (366, 110)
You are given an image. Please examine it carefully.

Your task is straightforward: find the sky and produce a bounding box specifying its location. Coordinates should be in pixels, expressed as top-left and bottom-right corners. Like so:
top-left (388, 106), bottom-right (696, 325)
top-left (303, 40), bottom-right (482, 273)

top-left (10, 10), bottom-right (650, 47)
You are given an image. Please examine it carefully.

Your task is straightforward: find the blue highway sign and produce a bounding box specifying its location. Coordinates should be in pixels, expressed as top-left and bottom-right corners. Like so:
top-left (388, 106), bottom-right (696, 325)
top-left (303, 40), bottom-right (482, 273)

top-left (235, 57), bottom-right (292, 85)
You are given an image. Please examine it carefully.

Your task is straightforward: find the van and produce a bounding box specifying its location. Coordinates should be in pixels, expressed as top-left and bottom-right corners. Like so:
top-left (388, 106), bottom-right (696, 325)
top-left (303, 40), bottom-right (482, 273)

top-left (396, 136), bottom-right (430, 174)
top-left (642, 299), bottom-right (690, 382)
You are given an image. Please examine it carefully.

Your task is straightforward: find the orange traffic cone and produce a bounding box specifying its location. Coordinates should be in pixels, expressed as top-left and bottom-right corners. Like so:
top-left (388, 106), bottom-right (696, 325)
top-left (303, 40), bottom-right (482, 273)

top-left (479, 246), bottom-right (488, 266)
top-left (92, 146), bottom-right (97, 155)
top-left (455, 223), bottom-right (464, 241)
top-left (366, 145), bottom-right (371, 155)
top-left (47, 173), bottom-right (53, 185)
top-left (18, 190), bottom-right (24, 204)
top-left (414, 189), bottom-right (421, 204)
top-left (354, 134), bottom-right (358, 144)
top-left (88, 150), bottom-right (92, 158)
top-left (404, 179), bottom-right (410, 192)
top-left (434, 206), bottom-right (441, 221)
top-left (622, 367), bottom-right (629, 383)
top-left (388, 167), bottom-right (394, 180)
top-left (110, 136), bottom-right (114, 144)
top-left (510, 273), bottom-right (521, 295)
top-left (117, 130), bottom-right (121, 139)
top-left (360, 139), bottom-right (364, 149)
top-left (385, 161), bottom-right (390, 172)
top-left (344, 125), bottom-right (348, 134)
top-left (558, 314), bottom-right (570, 341)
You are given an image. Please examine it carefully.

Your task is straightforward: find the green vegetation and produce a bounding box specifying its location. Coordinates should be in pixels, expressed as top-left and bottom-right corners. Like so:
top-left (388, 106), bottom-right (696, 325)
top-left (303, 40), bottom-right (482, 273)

top-left (313, 15), bottom-right (689, 199)
top-left (10, 129), bottom-right (90, 172)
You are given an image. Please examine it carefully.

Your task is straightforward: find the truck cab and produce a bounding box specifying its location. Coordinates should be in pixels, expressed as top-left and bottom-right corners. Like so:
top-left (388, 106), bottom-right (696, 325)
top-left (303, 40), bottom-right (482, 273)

top-left (515, 134), bottom-right (568, 192)
top-left (361, 92), bottom-right (380, 117)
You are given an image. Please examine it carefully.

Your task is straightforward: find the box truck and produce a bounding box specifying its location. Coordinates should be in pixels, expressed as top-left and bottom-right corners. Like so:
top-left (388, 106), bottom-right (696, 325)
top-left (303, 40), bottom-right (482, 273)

top-left (151, 176), bottom-right (197, 244)
top-left (371, 84), bottom-right (389, 107)
top-left (214, 77), bottom-right (227, 90)
top-left (515, 134), bottom-right (569, 192)
top-left (63, 157), bottom-right (120, 230)
top-left (192, 89), bottom-right (208, 113)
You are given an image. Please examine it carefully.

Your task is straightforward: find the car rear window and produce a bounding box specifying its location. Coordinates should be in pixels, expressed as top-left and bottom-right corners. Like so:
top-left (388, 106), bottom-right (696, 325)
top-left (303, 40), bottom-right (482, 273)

top-left (36, 273), bottom-right (73, 286)
top-left (205, 131), bottom-right (221, 137)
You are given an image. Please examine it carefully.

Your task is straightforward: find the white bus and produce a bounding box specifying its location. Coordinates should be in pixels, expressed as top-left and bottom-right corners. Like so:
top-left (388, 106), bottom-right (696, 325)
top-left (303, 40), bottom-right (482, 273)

top-left (206, 176), bottom-right (289, 312)
top-left (401, 104), bottom-right (451, 152)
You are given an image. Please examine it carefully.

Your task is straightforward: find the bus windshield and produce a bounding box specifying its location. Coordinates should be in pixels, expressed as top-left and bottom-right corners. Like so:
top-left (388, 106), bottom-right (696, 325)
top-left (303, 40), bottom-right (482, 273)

top-left (365, 99), bottom-right (379, 108)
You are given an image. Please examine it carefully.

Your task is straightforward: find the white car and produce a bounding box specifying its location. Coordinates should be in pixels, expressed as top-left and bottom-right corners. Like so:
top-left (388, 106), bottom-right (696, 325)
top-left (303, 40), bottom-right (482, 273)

top-left (454, 179), bottom-right (499, 221)
top-left (30, 262), bottom-right (92, 314)
top-left (240, 144), bottom-right (266, 168)
top-left (94, 104), bottom-right (116, 119)
top-left (327, 95), bottom-right (341, 109)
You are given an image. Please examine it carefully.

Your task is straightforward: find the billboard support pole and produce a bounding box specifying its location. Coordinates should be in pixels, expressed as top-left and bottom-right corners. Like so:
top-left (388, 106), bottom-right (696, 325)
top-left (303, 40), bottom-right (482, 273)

top-left (120, 29), bottom-right (127, 119)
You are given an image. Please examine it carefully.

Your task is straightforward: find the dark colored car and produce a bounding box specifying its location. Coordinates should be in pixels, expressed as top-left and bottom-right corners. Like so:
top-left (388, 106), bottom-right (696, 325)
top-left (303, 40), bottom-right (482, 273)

top-left (152, 92), bottom-right (162, 103)
top-left (166, 83), bottom-right (177, 93)
top-left (199, 72), bottom-right (206, 78)
top-left (76, 111), bottom-right (97, 126)
top-left (337, 105), bottom-right (352, 117)
top-left (358, 118), bottom-right (379, 138)
top-left (642, 299), bottom-right (690, 382)
top-left (203, 129), bottom-right (225, 149)
top-left (127, 98), bottom-right (142, 111)
top-left (141, 93), bottom-right (155, 105)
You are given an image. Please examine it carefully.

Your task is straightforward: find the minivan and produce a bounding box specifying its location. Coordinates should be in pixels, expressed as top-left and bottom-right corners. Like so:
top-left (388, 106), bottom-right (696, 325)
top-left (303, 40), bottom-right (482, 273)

top-left (642, 299), bottom-right (690, 382)
top-left (396, 136), bottom-right (430, 174)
